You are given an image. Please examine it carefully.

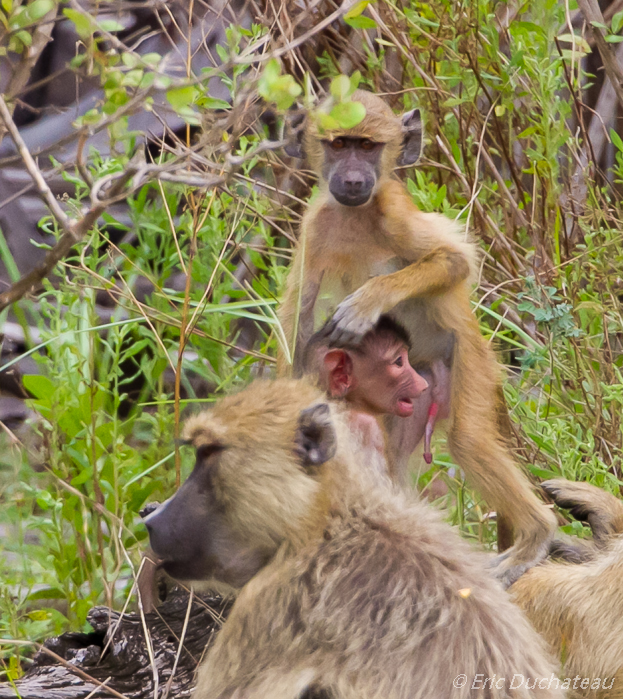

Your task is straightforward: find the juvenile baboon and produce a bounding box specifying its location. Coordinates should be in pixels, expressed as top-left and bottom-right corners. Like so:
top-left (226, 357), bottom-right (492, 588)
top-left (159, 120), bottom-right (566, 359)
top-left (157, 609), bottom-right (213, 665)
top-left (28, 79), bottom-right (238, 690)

top-left (279, 89), bottom-right (556, 584)
top-left (511, 479), bottom-right (623, 699)
top-left (145, 379), bottom-right (563, 699)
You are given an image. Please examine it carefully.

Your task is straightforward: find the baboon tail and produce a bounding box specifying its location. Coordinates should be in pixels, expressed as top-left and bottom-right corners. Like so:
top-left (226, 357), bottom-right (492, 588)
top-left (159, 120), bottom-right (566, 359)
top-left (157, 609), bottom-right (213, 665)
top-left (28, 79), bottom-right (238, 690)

top-left (542, 479), bottom-right (623, 544)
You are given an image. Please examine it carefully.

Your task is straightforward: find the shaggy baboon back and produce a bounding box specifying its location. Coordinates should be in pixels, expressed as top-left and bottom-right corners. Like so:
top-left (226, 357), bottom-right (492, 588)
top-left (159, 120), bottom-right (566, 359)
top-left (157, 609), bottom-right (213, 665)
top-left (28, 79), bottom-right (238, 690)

top-left (145, 379), bottom-right (562, 699)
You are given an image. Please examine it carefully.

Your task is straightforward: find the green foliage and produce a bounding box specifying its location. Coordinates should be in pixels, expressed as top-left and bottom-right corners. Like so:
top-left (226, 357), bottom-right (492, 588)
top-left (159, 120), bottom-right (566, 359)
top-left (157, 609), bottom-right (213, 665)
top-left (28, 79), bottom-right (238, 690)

top-left (258, 59), bottom-right (302, 110)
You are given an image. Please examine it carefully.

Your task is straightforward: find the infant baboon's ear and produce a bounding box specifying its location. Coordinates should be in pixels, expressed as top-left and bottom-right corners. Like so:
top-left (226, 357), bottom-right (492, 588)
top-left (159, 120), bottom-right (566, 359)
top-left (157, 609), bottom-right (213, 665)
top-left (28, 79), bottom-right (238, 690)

top-left (294, 403), bottom-right (337, 469)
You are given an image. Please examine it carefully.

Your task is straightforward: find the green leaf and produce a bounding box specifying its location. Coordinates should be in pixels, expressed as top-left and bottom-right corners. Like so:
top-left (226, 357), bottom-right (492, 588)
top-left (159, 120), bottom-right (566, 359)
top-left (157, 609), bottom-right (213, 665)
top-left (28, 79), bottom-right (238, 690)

top-left (14, 29), bottom-right (31, 46)
top-left (330, 74), bottom-right (351, 101)
top-left (27, 587), bottom-right (65, 601)
top-left (23, 374), bottom-right (56, 401)
top-left (613, 10), bottom-right (623, 34)
top-left (26, 0), bottom-right (54, 21)
top-left (556, 33), bottom-right (591, 55)
top-left (201, 96), bottom-right (230, 110)
top-left (142, 52), bottom-right (161, 66)
top-left (258, 60), bottom-right (301, 110)
top-left (344, 0), bottom-right (372, 19)
top-left (349, 70), bottom-right (361, 93)
top-left (329, 100), bottom-right (366, 129)
top-left (63, 8), bottom-right (93, 39)
top-left (605, 34), bottom-right (623, 42)
top-left (99, 19), bottom-right (124, 32)
top-left (316, 111), bottom-right (340, 131)
top-left (1, 0), bottom-right (12, 15)
top-left (345, 15), bottom-right (376, 29)
top-left (610, 128), bottom-right (623, 152)
top-left (122, 69), bottom-right (144, 87)
top-left (121, 52), bottom-right (138, 68)
top-left (262, 57), bottom-right (280, 84)
top-left (166, 85), bottom-right (196, 112)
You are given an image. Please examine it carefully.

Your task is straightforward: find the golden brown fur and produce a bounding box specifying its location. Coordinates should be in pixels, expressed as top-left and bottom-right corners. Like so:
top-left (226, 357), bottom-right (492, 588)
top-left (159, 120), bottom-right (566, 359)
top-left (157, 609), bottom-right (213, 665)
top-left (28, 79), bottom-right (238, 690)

top-left (511, 479), bottom-right (623, 699)
top-left (279, 89), bottom-right (556, 585)
top-left (147, 380), bottom-right (564, 699)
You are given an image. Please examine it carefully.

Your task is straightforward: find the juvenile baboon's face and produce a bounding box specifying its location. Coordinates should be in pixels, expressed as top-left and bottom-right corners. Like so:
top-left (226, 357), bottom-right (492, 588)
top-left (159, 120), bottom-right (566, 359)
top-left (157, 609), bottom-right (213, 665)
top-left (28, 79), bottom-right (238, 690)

top-left (144, 381), bottom-right (338, 587)
top-left (322, 137), bottom-right (385, 207)
top-left (293, 90), bottom-right (423, 200)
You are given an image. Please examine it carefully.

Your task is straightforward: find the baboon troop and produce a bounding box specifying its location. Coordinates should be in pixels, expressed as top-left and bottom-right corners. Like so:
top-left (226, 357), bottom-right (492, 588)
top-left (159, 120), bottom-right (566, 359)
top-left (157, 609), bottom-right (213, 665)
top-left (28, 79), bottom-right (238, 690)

top-left (140, 90), bottom-right (623, 698)
top-left (278, 89), bottom-right (556, 586)
top-left (145, 380), bottom-right (563, 699)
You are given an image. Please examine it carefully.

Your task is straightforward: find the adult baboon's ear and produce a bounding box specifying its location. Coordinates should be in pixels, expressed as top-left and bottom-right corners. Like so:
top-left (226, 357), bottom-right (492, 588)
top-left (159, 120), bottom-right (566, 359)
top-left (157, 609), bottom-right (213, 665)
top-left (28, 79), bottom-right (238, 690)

top-left (294, 403), bottom-right (337, 469)
top-left (398, 108), bottom-right (423, 167)
top-left (284, 112), bottom-right (306, 159)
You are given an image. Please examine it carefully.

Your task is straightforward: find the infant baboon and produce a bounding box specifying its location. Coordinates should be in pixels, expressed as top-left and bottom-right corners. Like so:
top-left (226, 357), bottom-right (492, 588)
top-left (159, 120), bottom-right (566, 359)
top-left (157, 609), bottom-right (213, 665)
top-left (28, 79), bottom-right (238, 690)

top-left (145, 379), bottom-right (562, 699)
top-left (511, 479), bottom-right (623, 699)
top-left (306, 315), bottom-right (431, 468)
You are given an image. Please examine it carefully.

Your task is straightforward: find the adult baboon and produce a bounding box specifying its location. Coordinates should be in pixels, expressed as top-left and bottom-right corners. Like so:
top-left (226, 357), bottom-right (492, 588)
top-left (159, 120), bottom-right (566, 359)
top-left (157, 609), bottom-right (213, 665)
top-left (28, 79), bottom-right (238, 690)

top-left (145, 379), bottom-right (562, 699)
top-left (511, 479), bottom-right (623, 699)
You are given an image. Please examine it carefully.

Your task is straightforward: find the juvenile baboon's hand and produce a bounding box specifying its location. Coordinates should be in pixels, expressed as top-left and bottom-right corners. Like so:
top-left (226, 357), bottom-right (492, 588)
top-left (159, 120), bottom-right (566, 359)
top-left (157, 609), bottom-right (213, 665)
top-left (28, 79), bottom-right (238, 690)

top-left (321, 286), bottom-right (385, 347)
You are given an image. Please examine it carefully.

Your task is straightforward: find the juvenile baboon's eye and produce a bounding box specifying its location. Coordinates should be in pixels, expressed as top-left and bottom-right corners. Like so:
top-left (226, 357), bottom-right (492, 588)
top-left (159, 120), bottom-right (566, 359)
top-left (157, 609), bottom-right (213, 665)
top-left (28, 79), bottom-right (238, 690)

top-left (331, 138), bottom-right (345, 150)
top-left (360, 139), bottom-right (376, 151)
top-left (394, 356), bottom-right (403, 367)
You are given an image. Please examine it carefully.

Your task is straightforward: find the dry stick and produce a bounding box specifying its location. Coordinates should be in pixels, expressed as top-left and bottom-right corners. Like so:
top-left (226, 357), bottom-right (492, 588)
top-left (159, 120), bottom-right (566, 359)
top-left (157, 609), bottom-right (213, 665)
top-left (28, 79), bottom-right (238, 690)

top-left (0, 94), bottom-right (137, 312)
top-left (0, 639), bottom-right (130, 699)
top-left (0, 94), bottom-right (70, 230)
top-left (577, 0), bottom-right (623, 111)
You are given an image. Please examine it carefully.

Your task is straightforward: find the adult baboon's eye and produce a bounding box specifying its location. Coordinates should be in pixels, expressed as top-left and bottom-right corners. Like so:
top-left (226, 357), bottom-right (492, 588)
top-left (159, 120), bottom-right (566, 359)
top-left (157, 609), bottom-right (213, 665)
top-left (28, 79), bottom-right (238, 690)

top-left (360, 139), bottom-right (376, 151)
top-left (330, 138), bottom-right (345, 149)
top-left (196, 442), bottom-right (226, 462)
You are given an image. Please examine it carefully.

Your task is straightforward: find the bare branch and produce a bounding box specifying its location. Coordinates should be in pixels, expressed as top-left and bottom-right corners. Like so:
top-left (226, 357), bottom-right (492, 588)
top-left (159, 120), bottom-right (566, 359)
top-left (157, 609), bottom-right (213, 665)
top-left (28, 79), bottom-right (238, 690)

top-left (0, 93), bottom-right (71, 231)
top-left (577, 0), bottom-right (623, 112)
top-left (0, 165), bottom-right (137, 312)
top-left (0, 4), bottom-right (57, 148)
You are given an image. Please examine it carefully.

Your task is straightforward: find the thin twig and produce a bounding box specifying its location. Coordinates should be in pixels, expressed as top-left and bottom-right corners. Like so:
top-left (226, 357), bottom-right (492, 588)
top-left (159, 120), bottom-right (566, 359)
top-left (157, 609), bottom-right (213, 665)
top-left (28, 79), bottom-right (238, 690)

top-left (162, 589), bottom-right (194, 699)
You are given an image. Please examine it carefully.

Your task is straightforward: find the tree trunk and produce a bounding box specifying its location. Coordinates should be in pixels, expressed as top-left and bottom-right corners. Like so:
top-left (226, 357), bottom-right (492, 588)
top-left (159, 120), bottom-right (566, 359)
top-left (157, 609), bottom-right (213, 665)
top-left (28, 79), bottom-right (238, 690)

top-left (0, 589), bottom-right (232, 699)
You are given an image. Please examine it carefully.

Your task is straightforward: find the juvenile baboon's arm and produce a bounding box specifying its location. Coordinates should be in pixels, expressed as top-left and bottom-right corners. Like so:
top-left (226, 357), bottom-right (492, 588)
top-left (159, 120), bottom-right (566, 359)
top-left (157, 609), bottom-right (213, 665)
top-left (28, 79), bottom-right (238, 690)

top-left (322, 245), bottom-right (470, 346)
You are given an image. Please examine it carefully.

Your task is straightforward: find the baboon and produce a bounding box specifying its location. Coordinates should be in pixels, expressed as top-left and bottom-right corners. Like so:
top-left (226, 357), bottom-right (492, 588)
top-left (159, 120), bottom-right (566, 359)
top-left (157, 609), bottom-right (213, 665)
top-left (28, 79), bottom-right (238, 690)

top-left (511, 479), bottom-right (623, 699)
top-left (279, 89), bottom-right (556, 584)
top-left (307, 315), bottom-right (430, 469)
top-left (145, 379), bottom-right (563, 699)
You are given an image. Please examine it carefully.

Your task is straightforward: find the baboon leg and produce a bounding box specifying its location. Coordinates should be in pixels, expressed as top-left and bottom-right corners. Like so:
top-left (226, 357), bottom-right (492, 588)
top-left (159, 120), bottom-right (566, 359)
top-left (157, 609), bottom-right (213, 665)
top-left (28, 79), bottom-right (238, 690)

top-left (496, 515), bottom-right (514, 553)
top-left (542, 479), bottom-right (623, 543)
top-left (448, 407), bottom-right (554, 586)
top-left (448, 421), bottom-right (555, 586)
